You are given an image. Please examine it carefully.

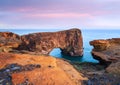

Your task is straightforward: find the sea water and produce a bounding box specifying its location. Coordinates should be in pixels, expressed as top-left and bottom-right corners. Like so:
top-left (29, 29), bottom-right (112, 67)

top-left (50, 29), bottom-right (120, 63)
top-left (1, 29), bottom-right (120, 63)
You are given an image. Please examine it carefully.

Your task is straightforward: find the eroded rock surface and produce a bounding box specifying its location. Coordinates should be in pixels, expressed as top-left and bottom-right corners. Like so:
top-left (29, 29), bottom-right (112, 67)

top-left (90, 38), bottom-right (120, 74)
top-left (0, 32), bottom-right (21, 52)
top-left (0, 63), bottom-right (41, 85)
top-left (72, 62), bottom-right (120, 85)
top-left (0, 53), bottom-right (86, 85)
top-left (0, 28), bottom-right (83, 57)
top-left (19, 28), bottom-right (83, 56)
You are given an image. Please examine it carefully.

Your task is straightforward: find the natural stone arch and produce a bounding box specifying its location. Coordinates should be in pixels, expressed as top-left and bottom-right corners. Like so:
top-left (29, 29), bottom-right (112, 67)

top-left (49, 48), bottom-right (62, 58)
top-left (18, 28), bottom-right (83, 57)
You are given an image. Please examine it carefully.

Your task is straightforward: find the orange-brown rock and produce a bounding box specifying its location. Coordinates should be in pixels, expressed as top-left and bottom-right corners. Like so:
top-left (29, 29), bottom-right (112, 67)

top-left (0, 32), bottom-right (21, 52)
top-left (0, 53), bottom-right (87, 85)
top-left (18, 28), bottom-right (83, 56)
top-left (90, 38), bottom-right (120, 74)
top-left (90, 40), bottom-right (110, 51)
top-left (0, 29), bottom-right (83, 57)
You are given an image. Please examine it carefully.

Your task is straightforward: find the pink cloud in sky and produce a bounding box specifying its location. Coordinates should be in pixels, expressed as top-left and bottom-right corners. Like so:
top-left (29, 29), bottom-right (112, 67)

top-left (25, 13), bottom-right (92, 18)
top-left (0, 0), bottom-right (120, 29)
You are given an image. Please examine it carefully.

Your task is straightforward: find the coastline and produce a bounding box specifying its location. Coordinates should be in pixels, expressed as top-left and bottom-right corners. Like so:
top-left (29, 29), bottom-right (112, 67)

top-left (0, 29), bottom-right (120, 85)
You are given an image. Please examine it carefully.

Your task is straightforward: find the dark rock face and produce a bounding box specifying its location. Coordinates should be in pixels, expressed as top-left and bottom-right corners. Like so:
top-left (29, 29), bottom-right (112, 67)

top-left (18, 28), bottom-right (83, 56)
top-left (83, 73), bottom-right (120, 85)
top-left (90, 38), bottom-right (120, 74)
top-left (0, 63), bottom-right (41, 85)
top-left (73, 62), bottom-right (120, 85)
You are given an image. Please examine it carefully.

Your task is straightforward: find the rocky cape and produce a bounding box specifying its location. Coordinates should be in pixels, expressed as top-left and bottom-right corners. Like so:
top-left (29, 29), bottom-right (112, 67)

top-left (90, 38), bottom-right (120, 74)
top-left (0, 28), bottom-right (83, 57)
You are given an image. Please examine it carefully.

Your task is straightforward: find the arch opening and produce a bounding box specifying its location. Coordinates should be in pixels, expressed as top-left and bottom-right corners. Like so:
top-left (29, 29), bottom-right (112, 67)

top-left (49, 48), bottom-right (62, 58)
top-left (49, 48), bottom-right (83, 62)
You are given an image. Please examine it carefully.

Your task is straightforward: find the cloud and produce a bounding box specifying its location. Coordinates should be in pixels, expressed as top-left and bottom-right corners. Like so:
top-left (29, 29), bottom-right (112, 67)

top-left (24, 13), bottom-right (92, 19)
top-left (0, 0), bottom-right (120, 29)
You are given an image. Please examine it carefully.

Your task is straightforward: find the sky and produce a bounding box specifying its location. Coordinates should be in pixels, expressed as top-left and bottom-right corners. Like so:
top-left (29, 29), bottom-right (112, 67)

top-left (0, 0), bottom-right (120, 30)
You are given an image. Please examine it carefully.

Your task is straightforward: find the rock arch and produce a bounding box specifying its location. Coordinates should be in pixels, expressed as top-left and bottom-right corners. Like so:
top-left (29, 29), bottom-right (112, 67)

top-left (0, 29), bottom-right (83, 57)
top-left (49, 48), bottom-right (62, 58)
top-left (19, 28), bottom-right (83, 57)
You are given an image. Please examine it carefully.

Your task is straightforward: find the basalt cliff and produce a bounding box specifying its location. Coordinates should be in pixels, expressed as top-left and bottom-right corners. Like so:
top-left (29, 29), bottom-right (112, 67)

top-left (0, 28), bottom-right (83, 57)
top-left (90, 38), bottom-right (120, 74)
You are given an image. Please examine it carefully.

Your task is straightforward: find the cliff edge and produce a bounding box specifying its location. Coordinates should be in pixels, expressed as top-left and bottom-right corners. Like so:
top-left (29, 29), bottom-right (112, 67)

top-left (90, 38), bottom-right (120, 74)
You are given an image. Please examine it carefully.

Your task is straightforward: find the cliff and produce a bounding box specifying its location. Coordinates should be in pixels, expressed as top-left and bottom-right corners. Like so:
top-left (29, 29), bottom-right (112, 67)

top-left (0, 29), bottom-right (83, 57)
top-left (18, 28), bottom-right (83, 56)
top-left (90, 38), bottom-right (120, 74)
top-left (0, 29), bottom-right (86, 85)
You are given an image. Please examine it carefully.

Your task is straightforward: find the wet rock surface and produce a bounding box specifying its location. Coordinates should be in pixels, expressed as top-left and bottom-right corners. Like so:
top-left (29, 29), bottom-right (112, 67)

top-left (0, 63), bottom-right (41, 85)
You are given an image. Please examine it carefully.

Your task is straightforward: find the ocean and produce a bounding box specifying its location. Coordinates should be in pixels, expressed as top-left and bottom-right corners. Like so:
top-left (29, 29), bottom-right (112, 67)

top-left (50, 29), bottom-right (120, 63)
top-left (1, 29), bottom-right (120, 63)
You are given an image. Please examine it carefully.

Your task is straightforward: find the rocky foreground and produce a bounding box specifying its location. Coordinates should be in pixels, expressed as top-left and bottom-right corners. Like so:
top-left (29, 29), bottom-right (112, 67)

top-left (0, 53), bottom-right (87, 85)
top-left (72, 62), bottom-right (120, 85)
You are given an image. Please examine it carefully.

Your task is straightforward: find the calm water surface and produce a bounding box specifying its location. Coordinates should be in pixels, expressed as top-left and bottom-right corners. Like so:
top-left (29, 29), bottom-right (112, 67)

top-left (50, 29), bottom-right (120, 63)
top-left (1, 29), bottom-right (120, 63)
